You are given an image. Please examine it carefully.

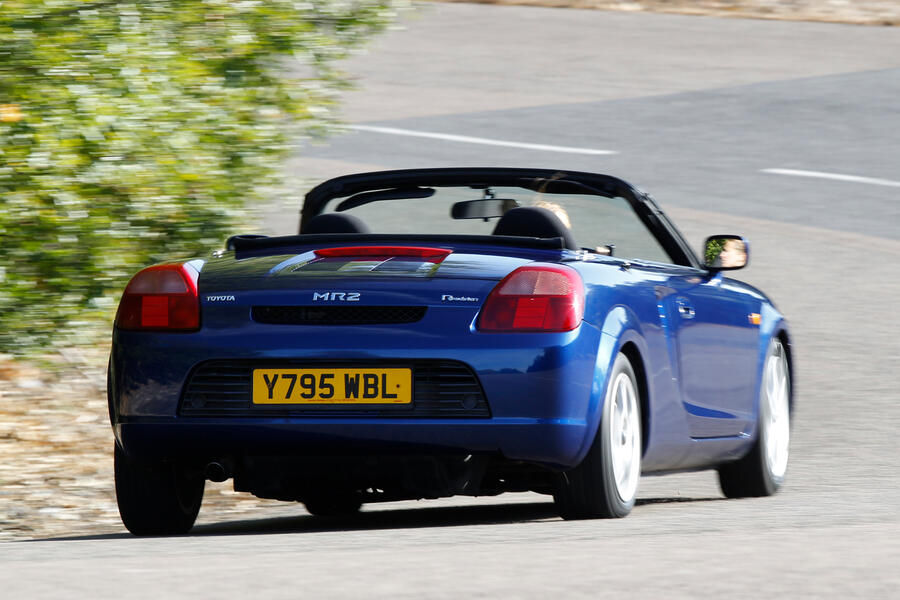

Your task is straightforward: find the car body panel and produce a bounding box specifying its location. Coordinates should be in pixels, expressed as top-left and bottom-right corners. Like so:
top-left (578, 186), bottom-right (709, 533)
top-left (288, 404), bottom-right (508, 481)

top-left (666, 274), bottom-right (762, 438)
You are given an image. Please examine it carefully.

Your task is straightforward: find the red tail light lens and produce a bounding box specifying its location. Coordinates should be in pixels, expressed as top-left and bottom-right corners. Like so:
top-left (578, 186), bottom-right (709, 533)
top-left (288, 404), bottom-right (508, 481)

top-left (115, 263), bottom-right (200, 331)
top-left (314, 246), bottom-right (452, 263)
top-left (479, 264), bottom-right (584, 332)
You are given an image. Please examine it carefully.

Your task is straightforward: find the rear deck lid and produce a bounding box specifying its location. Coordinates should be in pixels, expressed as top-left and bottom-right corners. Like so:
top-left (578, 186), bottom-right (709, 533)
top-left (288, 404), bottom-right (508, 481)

top-left (201, 243), bottom-right (567, 292)
top-left (197, 243), bottom-right (572, 325)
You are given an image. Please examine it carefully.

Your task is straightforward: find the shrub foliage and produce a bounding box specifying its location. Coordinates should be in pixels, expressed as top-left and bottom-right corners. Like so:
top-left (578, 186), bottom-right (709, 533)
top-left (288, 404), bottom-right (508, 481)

top-left (0, 0), bottom-right (395, 353)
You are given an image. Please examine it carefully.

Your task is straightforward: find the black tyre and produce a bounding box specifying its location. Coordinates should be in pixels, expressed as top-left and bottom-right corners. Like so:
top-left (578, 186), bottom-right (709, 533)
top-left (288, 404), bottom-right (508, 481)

top-left (554, 353), bottom-right (642, 519)
top-left (718, 338), bottom-right (791, 498)
top-left (114, 444), bottom-right (204, 536)
top-left (303, 493), bottom-right (362, 517)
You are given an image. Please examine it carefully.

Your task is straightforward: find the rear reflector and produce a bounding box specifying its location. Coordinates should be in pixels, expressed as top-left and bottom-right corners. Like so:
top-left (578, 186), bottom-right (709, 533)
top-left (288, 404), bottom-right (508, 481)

top-left (478, 264), bottom-right (584, 332)
top-left (115, 263), bottom-right (200, 331)
top-left (314, 246), bottom-right (452, 263)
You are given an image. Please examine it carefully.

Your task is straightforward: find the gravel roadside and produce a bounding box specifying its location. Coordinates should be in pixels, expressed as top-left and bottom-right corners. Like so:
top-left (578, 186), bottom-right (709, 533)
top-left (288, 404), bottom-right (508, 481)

top-left (0, 350), bottom-right (285, 541)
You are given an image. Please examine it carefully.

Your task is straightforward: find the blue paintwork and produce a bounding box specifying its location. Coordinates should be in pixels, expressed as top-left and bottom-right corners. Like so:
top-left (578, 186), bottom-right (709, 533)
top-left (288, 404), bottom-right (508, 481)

top-left (110, 241), bottom-right (789, 475)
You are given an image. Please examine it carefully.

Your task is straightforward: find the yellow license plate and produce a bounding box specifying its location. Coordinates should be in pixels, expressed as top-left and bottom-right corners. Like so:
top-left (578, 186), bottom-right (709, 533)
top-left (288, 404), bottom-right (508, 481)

top-left (252, 368), bottom-right (412, 405)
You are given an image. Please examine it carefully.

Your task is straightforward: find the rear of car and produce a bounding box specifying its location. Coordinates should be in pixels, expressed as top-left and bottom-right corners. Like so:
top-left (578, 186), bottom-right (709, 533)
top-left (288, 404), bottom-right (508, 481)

top-left (109, 240), bottom-right (600, 532)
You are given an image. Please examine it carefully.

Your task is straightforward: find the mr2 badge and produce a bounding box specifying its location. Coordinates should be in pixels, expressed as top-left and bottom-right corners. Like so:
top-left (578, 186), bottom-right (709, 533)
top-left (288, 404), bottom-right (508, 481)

top-left (313, 292), bottom-right (361, 302)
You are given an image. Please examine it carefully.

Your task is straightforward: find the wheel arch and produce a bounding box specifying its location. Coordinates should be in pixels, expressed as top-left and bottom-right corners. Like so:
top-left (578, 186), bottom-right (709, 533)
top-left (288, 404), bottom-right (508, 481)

top-left (775, 327), bottom-right (795, 417)
top-left (578, 305), bottom-right (653, 464)
top-left (755, 299), bottom-right (794, 421)
top-left (618, 340), bottom-right (650, 456)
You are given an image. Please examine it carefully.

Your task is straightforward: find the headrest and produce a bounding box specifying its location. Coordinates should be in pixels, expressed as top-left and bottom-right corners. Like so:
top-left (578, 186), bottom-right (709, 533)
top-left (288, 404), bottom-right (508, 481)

top-left (492, 207), bottom-right (577, 250)
top-left (301, 213), bottom-right (371, 235)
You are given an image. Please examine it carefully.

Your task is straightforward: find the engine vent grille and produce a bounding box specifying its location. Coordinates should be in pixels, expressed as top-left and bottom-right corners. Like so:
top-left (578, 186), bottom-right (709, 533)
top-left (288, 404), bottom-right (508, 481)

top-left (180, 360), bottom-right (490, 418)
top-left (252, 305), bottom-right (427, 325)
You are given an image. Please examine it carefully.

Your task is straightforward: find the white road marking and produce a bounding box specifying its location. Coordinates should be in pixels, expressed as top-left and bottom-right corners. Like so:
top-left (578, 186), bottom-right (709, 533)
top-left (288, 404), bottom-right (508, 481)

top-left (349, 125), bottom-right (617, 155)
top-left (761, 168), bottom-right (900, 189)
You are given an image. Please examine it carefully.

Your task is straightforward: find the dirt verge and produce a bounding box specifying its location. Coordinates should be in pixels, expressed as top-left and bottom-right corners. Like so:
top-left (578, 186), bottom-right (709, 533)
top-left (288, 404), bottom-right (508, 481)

top-left (0, 351), bottom-right (282, 541)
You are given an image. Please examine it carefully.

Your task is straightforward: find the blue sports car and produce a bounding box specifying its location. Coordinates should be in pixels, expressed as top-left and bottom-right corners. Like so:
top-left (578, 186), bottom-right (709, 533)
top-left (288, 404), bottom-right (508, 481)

top-left (109, 168), bottom-right (793, 535)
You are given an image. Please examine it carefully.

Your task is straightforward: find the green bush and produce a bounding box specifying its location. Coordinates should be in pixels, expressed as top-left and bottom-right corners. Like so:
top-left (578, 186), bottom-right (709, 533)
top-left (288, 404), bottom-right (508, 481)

top-left (0, 0), bottom-right (396, 354)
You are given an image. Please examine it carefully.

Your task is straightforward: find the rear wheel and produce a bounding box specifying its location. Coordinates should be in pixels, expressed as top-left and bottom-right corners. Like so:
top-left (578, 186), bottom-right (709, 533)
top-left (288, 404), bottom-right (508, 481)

top-left (718, 338), bottom-right (791, 498)
top-left (554, 352), bottom-right (642, 519)
top-left (114, 444), bottom-right (204, 536)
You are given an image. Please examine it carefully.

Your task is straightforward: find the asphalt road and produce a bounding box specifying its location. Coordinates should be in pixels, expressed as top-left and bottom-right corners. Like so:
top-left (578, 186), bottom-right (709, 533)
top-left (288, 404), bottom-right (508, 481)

top-left (4, 4), bottom-right (900, 597)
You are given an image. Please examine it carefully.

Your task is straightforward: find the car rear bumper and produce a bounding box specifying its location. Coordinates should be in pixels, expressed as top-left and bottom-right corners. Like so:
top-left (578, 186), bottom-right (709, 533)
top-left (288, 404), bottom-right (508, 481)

top-left (115, 416), bottom-right (589, 470)
top-left (110, 320), bottom-right (605, 470)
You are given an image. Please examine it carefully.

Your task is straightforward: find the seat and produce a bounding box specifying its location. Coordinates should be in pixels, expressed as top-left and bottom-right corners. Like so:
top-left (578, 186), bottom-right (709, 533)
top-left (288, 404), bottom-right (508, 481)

top-left (491, 207), bottom-right (578, 250)
top-left (301, 213), bottom-right (371, 234)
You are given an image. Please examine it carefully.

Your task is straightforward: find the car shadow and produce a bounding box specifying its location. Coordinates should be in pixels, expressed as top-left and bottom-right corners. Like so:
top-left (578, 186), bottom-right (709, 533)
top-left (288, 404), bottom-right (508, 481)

top-left (197, 501), bottom-right (560, 536)
top-left (636, 496), bottom-right (723, 506)
top-left (30, 494), bottom-right (725, 542)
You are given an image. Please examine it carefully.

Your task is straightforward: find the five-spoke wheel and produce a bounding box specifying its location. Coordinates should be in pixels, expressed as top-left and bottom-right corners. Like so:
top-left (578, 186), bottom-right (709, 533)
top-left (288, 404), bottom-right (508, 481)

top-left (719, 338), bottom-right (791, 497)
top-left (555, 352), bottom-right (642, 519)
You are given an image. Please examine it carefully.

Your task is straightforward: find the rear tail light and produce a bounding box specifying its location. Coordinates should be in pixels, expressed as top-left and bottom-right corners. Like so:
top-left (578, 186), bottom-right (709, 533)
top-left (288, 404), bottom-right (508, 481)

top-left (115, 263), bottom-right (200, 331)
top-left (314, 246), bottom-right (452, 263)
top-left (479, 264), bottom-right (584, 332)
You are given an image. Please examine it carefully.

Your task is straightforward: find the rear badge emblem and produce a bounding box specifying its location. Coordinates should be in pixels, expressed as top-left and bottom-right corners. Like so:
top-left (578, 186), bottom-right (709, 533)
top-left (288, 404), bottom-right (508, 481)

top-left (442, 295), bottom-right (480, 302)
top-left (313, 292), bottom-right (361, 302)
top-left (206, 295), bottom-right (236, 302)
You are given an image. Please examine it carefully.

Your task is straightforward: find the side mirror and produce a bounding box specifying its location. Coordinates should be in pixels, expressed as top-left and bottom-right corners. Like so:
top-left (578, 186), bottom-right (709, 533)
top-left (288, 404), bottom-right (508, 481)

top-left (703, 235), bottom-right (749, 270)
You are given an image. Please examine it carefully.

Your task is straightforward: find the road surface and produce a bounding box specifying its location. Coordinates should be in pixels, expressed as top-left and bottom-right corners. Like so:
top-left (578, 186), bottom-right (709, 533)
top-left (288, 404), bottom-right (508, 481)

top-left (4, 4), bottom-right (899, 597)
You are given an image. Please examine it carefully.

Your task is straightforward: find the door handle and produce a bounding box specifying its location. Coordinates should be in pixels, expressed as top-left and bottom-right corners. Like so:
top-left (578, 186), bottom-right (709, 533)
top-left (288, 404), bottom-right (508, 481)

top-left (675, 297), bottom-right (695, 319)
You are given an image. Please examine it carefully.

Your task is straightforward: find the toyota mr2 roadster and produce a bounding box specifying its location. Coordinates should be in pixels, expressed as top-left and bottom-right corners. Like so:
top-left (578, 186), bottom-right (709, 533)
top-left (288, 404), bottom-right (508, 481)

top-left (108, 168), bottom-right (793, 535)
